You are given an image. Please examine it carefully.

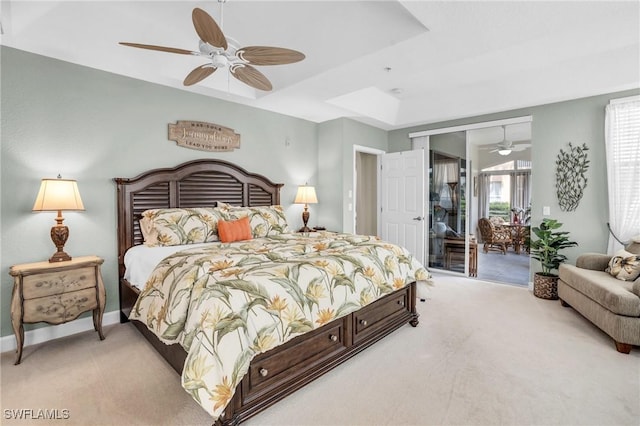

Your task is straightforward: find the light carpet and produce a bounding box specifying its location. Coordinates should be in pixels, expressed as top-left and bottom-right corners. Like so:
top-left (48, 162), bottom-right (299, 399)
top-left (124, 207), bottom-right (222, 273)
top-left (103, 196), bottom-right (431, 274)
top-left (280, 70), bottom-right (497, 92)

top-left (1, 275), bottom-right (638, 425)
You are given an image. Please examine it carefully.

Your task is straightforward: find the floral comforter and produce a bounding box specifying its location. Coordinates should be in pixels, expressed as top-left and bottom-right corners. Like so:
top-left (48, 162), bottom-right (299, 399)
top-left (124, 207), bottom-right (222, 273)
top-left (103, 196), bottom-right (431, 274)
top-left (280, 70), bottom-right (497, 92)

top-left (129, 231), bottom-right (429, 420)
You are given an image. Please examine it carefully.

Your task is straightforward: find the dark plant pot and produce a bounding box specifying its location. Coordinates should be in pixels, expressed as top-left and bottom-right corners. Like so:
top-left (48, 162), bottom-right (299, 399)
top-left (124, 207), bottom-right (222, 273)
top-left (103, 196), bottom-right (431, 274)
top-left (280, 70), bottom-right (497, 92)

top-left (533, 273), bottom-right (559, 300)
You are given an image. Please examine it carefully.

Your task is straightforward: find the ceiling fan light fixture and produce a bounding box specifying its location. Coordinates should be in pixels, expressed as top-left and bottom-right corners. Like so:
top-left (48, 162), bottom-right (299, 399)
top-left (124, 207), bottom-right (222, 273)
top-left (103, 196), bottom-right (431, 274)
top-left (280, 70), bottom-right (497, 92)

top-left (498, 149), bottom-right (511, 156)
top-left (212, 53), bottom-right (228, 68)
top-left (120, 6), bottom-right (304, 91)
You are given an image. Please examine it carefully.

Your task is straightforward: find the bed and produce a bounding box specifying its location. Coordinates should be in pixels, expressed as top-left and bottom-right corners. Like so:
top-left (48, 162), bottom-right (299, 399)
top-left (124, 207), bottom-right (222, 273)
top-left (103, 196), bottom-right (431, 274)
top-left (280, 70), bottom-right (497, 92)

top-left (115, 159), bottom-right (428, 425)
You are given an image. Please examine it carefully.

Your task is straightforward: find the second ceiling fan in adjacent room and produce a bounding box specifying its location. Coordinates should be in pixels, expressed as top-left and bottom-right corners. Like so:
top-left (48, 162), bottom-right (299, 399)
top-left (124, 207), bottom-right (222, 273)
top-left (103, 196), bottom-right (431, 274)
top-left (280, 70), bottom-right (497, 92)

top-left (488, 126), bottom-right (532, 156)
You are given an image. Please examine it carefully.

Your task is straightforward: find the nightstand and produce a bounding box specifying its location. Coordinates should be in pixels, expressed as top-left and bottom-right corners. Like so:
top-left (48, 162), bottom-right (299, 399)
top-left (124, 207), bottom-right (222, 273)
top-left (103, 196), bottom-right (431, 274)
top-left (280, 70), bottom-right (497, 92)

top-left (9, 255), bottom-right (106, 365)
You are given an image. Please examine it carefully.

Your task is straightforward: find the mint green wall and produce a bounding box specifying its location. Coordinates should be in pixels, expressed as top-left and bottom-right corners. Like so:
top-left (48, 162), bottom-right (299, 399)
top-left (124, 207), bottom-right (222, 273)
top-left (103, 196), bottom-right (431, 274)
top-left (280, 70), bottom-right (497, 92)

top-left (389, 89), bottom-right (640, 270)
top-left (0, 47), bottom-right (318, 337)
top-left (4, 45), bottom-right (635, 339)
top-left (0, 47), bottom-right (390, 338)
top-left (430, 131), bottom-right (466, 159)
top-left (318, 118), bottom-right (388, 233)
top-left (317, 119), bottom-right (344, 232)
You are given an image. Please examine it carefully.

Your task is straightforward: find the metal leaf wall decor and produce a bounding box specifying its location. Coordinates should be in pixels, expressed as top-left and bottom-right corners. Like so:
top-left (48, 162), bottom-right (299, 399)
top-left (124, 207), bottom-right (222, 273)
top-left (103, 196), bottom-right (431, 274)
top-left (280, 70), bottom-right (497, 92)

top-left (555, 142), bottom-right (590, 211)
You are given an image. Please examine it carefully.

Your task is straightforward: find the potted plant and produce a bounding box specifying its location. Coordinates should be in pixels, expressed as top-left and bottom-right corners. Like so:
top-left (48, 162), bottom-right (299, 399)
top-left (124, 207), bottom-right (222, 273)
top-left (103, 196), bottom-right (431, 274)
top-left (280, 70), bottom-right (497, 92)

top-left (510, 205), bottom-right (532, 224)
top-left (528, 218), bottom-right (577, 299)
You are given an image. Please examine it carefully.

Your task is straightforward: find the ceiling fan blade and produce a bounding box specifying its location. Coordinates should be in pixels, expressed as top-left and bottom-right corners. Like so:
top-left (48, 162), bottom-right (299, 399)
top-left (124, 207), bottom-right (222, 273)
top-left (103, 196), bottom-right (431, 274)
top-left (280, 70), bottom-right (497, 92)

top-left (183, 65), bottom-right (216, 86)
top-left (230, 64), bottom-right (272, 91)
top-left (236, 46), bottom-right (306, 65)
top-left (119, 42), bottom-right (195, 55)
top-left (192, 8), bottom-right (227, 50)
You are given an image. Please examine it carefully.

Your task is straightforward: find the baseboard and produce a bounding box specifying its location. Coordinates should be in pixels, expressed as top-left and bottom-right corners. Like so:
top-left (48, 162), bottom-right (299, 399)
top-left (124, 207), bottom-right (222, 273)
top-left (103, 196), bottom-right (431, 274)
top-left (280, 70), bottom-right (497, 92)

top-left (0, 310), bottom-right (121, 353)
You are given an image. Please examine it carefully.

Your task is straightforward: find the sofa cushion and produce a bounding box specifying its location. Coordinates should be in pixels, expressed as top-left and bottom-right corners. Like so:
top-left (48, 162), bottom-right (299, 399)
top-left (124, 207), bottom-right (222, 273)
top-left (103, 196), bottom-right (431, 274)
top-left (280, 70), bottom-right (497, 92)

top-left (559, 264), bottom-right (640, 317)
top-left (576, 253), bottom-right (612, 271)
top-left (626, 237), bottom-right (640, 255)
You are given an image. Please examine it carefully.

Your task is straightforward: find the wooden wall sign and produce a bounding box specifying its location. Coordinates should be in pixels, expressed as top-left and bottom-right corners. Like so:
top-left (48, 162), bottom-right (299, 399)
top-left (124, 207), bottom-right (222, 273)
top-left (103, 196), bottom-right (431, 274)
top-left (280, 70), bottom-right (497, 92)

top-left (168, 121), bottom-right (241, 152)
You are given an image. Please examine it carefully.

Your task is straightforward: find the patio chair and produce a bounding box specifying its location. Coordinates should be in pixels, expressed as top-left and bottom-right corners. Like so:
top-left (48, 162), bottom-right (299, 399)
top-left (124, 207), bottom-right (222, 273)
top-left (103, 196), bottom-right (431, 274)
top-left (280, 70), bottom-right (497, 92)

top-left (478, 217), bottom-right (512, 254)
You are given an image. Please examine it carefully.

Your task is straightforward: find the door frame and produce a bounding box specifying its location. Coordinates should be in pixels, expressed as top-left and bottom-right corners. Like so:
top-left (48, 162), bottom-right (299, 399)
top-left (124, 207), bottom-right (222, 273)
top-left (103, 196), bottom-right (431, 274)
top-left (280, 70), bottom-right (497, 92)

top-left (352, 145), bottom-right (385, 235)
top-left (408, 116), bottom-right (533, 139)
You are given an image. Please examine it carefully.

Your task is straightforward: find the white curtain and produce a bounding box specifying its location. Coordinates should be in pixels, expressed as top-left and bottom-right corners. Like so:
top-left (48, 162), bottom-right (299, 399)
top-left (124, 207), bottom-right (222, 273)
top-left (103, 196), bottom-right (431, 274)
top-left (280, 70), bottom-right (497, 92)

top-left (477, 173), bottom-right (491, 219)
top-left (510, 171), bottom-right (531, 214)
top-left (433, 159), bottom-right (458, 209)
top-left (605, 97), bottom-right (640, 254)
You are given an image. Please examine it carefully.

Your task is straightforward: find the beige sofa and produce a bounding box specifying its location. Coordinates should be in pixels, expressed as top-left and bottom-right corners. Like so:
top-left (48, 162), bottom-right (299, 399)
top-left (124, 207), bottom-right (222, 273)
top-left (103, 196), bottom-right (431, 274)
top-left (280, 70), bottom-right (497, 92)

top-left (558, 240), bottom-right (640, 354)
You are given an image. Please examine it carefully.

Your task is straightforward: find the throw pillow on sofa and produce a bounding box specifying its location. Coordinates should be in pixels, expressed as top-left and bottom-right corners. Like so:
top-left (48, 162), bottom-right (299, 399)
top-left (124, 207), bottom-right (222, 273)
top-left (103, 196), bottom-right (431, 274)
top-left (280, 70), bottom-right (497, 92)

top-left (606, 249), bottom-right (640, 281)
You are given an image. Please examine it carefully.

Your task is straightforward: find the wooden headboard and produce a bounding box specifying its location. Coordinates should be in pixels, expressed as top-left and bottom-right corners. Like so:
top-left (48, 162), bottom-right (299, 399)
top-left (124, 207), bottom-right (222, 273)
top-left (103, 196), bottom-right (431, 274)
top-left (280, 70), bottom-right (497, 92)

top-left (114, 159), bottom-right (283, 277)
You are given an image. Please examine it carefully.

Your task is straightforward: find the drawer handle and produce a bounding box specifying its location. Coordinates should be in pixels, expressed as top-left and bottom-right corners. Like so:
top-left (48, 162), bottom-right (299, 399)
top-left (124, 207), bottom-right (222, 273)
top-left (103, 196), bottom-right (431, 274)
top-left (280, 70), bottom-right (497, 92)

top-left (397, 300), bottom-right (405, 306)
top-left (329, 334), bottom-right (338, 342)
top-left (259, 368), bottom-right (268, 377)
top-left (359, 319), bottom-right (368, 327)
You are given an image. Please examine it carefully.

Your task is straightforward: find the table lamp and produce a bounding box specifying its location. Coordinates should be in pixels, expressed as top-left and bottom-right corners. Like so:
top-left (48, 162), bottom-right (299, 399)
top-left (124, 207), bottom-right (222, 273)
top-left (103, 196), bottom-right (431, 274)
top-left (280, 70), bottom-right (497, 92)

top-left (294, 184), bottom-right (318, 233)
top-left (32, 175), bottom-right (85, 262)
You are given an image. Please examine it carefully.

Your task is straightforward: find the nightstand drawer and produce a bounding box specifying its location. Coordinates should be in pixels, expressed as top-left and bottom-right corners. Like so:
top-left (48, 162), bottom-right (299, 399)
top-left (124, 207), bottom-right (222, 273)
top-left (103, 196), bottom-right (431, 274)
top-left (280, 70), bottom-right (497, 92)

top-left (23, 287), bottom-right (98, 324)
top-left (22, 266), bottom-right (96, 299)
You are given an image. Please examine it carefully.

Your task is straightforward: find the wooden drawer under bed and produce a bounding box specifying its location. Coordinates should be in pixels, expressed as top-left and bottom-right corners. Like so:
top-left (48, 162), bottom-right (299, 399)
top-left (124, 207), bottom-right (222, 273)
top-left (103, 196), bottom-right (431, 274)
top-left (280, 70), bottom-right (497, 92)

top-left (120, 278), bottom-right (418, 425)
top-left (225, 283), bottom-right (418, 424)
top-left (243, 319), bottom-right (349, 404)
top-left (353, 289), bottom-right (410, 344)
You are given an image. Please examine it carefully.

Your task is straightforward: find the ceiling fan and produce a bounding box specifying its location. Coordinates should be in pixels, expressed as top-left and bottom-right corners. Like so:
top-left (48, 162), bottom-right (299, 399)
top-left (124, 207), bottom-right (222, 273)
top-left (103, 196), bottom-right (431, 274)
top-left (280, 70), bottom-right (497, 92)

top-left (488, 126), bottom-right (531, 156)
top-left (119, 5), bottom-right (305, 91)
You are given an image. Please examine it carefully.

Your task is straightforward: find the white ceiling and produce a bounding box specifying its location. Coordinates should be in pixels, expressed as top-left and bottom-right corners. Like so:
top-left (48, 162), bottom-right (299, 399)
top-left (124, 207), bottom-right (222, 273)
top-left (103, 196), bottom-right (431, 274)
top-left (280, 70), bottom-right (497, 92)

top-left (1, 1), bottom-right (638, 131)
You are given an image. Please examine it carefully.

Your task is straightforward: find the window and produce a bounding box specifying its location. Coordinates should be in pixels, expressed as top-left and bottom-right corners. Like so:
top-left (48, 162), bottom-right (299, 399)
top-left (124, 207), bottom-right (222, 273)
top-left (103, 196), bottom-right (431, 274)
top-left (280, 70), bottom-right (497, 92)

top-left (480, 161), bottom-right (531, 222)
top-left (605, 96), bottom-right (640, 252)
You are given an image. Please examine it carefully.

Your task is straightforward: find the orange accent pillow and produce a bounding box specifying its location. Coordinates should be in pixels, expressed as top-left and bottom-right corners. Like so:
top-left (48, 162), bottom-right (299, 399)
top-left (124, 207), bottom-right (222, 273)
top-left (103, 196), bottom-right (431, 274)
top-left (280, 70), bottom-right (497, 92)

top-left (218, 216), bottom-right (253, 243)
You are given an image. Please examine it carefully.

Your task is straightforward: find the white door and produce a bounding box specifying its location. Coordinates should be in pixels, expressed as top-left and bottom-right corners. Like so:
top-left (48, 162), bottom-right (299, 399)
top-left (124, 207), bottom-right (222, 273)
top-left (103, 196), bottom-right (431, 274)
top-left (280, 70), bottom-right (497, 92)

top-left (380, 150), bottom-right (425, 264)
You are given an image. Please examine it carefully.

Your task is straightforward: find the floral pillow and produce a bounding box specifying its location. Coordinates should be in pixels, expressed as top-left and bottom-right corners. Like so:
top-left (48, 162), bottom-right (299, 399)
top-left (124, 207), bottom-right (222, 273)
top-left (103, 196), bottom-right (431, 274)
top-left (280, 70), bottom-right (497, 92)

top-left (140, 207), bottom-right (225, 246)
top-left (216, 204), bottom-right (290, 237)
top-left (606, 249), bottom-right (640, 282)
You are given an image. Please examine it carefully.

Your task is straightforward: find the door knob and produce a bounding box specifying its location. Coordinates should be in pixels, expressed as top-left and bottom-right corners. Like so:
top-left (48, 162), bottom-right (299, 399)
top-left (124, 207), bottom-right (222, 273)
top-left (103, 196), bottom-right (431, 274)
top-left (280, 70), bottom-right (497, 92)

top-left (413, 216), bottom-right (424, 221)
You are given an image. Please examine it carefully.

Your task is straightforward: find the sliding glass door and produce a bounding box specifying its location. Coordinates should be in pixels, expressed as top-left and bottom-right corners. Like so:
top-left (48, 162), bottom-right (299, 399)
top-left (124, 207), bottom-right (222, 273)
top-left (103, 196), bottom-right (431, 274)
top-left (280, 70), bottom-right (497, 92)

top-left (429, 151), bottom-right (467, 272)
top-left (410, 116), bottom-right (532, 284)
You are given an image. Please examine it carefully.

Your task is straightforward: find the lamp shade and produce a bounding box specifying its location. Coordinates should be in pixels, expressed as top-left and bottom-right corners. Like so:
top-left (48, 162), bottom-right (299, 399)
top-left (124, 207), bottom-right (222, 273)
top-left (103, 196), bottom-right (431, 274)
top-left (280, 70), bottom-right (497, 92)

top-left (294, 185), bottom-right (318, 205)
top-left (33, 178), bottom-right (85, 212)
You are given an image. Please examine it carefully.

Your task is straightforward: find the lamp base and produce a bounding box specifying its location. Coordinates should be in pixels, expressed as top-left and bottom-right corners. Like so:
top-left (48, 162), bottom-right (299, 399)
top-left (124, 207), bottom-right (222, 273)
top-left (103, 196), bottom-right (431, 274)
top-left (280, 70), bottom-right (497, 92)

top-left (49, 223), bottom-right (72, 263)
top-left (299, 206), bottom-right (312, 234)
top-left (49, 251), bottom-right (72, 263)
